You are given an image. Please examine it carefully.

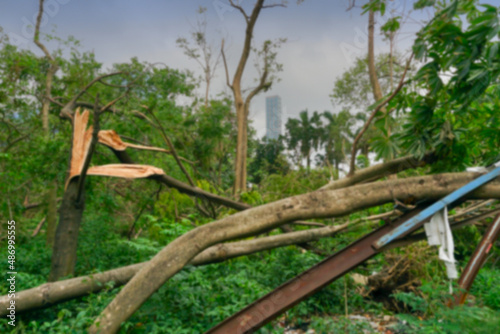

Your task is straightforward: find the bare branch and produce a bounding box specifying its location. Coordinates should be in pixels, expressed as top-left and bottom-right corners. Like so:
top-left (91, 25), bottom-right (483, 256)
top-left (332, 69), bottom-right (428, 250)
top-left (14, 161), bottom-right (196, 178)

top-left (60, 72), bottom-right (123, 116)
top-left (221, 39), bottom-right (232, 88)
top-left (97, 79), bottom-right (129, 89)
top-left (145, 106), bottom-right (196, 187)
top-left (34, 0), bottom-right (59, 133)
top-left (100, 88), bottom-right (130, 112)
top-left (262, 3), bottom-right (287, 9)
top-left (31, 217), bottom-right (46, 237)
top-left (228, 0), bottom-right (250, 21)
top-left (34, 0), bottom-right (54, 61)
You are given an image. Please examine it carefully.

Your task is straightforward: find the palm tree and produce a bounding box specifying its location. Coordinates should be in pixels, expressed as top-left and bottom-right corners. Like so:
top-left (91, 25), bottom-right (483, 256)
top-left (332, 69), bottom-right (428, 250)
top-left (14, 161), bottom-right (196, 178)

top-left (321, 110), bottom-right (354, 173)
top-left (285, 110), bottom-right (322, 169)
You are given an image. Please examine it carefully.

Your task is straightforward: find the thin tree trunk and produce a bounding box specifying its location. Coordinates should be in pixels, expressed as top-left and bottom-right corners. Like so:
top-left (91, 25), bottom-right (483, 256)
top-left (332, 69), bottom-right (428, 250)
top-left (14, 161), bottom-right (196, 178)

top-left (368, 9), bottom-right (383, 103)
top-left (223, 0), bottom-right (273, 195)
top-left (234, 94), bottom-right (246, 194)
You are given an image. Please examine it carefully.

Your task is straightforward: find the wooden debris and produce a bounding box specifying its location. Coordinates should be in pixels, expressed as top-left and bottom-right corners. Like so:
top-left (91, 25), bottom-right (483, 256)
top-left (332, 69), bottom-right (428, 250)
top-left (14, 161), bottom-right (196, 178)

top-left (87, 164), bottom-right (164, 179)
top-left (65, 110), bottom-right (166, 187)
top-left (69, 108), bottom-right (93, 180)
top-left (98, 129), bottom-right (168, 153)
top-left (32, 217), bottom-right (46, 237)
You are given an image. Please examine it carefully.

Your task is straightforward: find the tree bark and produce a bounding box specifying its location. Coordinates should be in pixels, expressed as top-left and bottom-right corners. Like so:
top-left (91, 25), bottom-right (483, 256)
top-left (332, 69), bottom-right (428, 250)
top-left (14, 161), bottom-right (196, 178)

top-left (234, 93), bottom-right (247, 193)
top-left (323, 152), bottom-right (435, 190)
top-left (89, 172), bottom-right (500, 333)
top-left (48, 179), bottom-right (85, 281)
top-left (0, 222), bottom-right (352, 315)
top-left (368, 9), bottom-right (383, 103)
top-left (45, 183), bottom-right (57, 246)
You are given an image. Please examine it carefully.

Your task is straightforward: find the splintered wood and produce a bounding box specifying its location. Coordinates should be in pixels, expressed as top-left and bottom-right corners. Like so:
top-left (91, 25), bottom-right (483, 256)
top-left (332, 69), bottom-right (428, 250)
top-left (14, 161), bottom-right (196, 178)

top-left (98, 130), bottom-right (168, 153)
top-left (69, 109), bottom-right (94, 180)
top-left (87, 164), bottom-right (164, 179)
top-left (66, 109), bottom-right (165, 189)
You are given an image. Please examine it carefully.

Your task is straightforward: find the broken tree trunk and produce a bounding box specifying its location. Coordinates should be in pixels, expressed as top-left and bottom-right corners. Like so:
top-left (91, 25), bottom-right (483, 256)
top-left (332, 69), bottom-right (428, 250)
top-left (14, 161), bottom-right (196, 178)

top-left (48, 179), bottom-right (86, 281)
top-left (49, 110), bottom-right (167, 281)
top-left (1, 222), bottom-right (352, 315)
top-left (49, 109), bottom-right (94, 281)
top-left (89, 172), bottom-right (500, 333)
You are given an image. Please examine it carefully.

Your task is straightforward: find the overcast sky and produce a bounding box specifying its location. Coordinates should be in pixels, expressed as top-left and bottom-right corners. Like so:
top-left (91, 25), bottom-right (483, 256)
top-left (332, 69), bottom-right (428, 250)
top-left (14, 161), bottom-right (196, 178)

top-left (3, 0), bottom-right (497, 137)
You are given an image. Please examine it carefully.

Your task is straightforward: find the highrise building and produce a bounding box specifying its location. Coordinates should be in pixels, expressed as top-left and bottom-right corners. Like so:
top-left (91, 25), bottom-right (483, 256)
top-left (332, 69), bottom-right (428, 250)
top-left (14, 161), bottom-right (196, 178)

top-left (265, 95), bottom-right (282, 140)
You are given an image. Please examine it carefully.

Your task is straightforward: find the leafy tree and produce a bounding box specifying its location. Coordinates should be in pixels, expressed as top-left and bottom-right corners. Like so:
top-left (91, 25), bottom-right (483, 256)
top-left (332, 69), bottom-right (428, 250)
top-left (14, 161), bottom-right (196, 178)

top-left (320, 110), bottom-right (354, 173)
top-left (395, 0), bottom-right (500, 170)
top-left (285, 110), bottom-right (323, 169)
top-left (331, 53), bottom-right (409, 112)
top-left (248, 137), bottom-right (290, 184)
top-left (182, 98), bottom-right (237, 188)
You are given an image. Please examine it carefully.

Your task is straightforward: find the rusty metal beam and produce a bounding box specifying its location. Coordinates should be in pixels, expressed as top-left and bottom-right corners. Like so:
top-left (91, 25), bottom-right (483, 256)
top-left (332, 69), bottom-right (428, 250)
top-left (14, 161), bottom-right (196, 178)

top-left (374, 165), bottom-right (500, 249)
top-left (204, 209), bottom-right (426, 334)
top-left (453, 213), bottom-right (500, 305)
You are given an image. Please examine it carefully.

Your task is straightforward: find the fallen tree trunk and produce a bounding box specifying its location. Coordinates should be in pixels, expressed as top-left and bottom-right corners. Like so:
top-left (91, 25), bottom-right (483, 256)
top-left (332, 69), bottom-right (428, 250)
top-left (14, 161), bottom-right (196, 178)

top-left (0, 222), bottom-right (352, 315)
top-left (322, 152), bottom-right (435, 190)
top-left (89, 172), bottom-right (500, 333)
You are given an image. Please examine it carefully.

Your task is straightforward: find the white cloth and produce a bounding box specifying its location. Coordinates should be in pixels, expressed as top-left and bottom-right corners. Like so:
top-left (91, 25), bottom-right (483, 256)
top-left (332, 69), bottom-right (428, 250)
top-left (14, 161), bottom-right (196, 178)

top-left (466, 167), bottom-right (488, 173)
top-left (424, 206), bottom-right (458, 279)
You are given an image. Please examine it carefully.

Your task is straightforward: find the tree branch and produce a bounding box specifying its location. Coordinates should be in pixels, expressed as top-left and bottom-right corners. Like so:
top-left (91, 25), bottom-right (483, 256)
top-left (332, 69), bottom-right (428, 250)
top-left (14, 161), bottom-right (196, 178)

top-left (34, 0), bottom-right (53, 61)
top-left (244, 44), bottom-right (271, 107)
top-left (221, 39), bottom-right (232, 89)
top-left (34, 0), bottom-right (59, 134)
top-left (348, 53), bottom-right (413, 176)
top-left (324, 151), bottom-right (435, 190)
top-left (60, 72), bottom-right (123, 117)
top-left (145, 106), bottom-right (196, 187)
top-left (228, 0), bottom-right (250, 22)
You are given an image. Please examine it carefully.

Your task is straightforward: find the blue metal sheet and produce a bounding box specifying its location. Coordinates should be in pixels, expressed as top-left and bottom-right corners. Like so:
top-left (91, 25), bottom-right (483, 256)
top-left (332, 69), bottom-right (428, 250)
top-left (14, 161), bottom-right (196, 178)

top-left (373, 165), bottom-right (500, 249)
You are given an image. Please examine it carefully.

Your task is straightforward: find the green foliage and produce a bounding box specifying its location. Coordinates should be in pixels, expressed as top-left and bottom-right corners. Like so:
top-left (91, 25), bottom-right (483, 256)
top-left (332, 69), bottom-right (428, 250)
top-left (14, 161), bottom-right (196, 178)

top-left (393, 287), bottom-right (500, 333)
top-left (396, 1), bottom-right (500, 168)
top-left (469, 267), bottom-right (500, 311)
top-left (155, 189), bottom-right (195, 220)
top-left (259, 168), bottom-right (330, 202)
top-left (285, 110), bottom-right (322, 168)
top-left (248, 137), bottom-right (290, 184)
